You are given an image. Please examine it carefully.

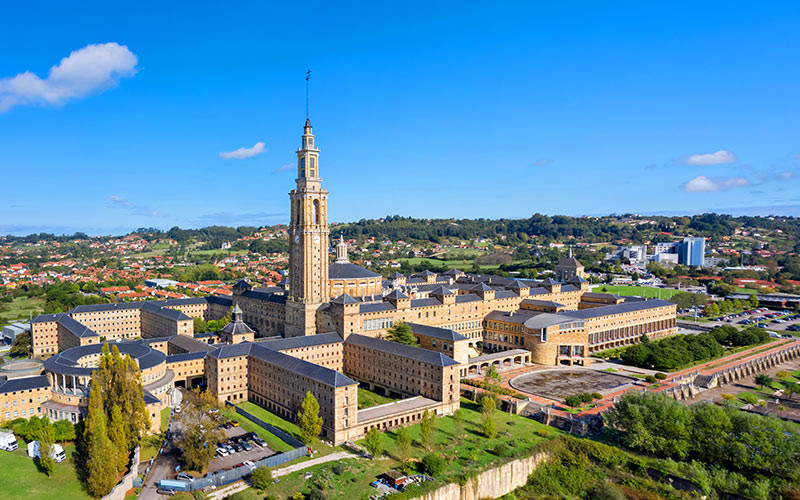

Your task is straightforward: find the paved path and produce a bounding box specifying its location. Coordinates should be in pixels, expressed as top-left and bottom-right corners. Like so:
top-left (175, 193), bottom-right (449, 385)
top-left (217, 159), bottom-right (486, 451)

top-left (207, 451), bottom-right (359, 500)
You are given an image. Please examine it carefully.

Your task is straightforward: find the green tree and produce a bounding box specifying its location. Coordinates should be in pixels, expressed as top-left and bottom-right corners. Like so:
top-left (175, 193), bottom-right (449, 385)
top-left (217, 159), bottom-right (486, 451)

top-left (175, 394), bottom-right (224, 471)
top-left (452, 408), bottom-right (465, 442)
top-left (108, 405), bottom-right (127, 472)
top-left (480, 395), bottom-right (497, 438)
top-left (421, 453), bottom-right (446, 476)
top-left (298, 391), bottom-right (323, 445)
top-left (395, 426), bottom-right (411, 461)
top-left (754, 374), bottom-right (771, 390)
top-left (9, 331), bottom-right (31, 357)
top-left (251, 466), bottom-right (273, 490)
top-left (84, 378), bottom-right (119, 497)
top-left (748, 293), bottom-right (759, 308)
top-left (364, 427), bottom-right (383, 458)
top-left (37, 418), bottom-right (56, 477)
top-left (704, 302), bottom-right (720, 318)
top-left (387, 322), bottom-right (417, 345)
top-left (420, 409), bottom-right (435, 450)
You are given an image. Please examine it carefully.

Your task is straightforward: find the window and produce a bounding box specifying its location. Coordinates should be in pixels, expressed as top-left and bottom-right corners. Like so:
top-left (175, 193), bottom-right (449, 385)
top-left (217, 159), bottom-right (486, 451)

top-left (300, 157), bottom-right (306, 177)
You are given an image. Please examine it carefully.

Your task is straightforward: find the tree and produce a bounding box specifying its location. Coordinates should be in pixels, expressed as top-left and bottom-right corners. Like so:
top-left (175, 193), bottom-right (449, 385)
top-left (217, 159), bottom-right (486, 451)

top-left (452, 409), bottom-right (465, 443)
top-left (421, 453), bottom-right (446, 476)
top-left (108, 405), bottom-right (127, 472)
top-left (387, 322), bottom-right (417, 345)
top-left (755, 374), bottom-right (771, 390)
top-left (704, 303), bottom-right (720, 318)
top-left (84, 378), bottom-right (119, 497)
top-left (298, 391), bottom-right (323, 445)
top-left (9, 331), bottom-right (31, 357)
top-left (721, 393), bottom-right (735, 406)
top-left (395, 426), bottom-right (411, 461)
top-left (480, 395), bottom-right (497, 438)
top-left (364, 427), bottom-right (383, 458)
top-left (420, 410), bottom-right (435, 450)
top-left (748, 293), bottom-right (760, 308)
top-left (37, 418), bottom-right (56, 477)
top-left (777, 370), bottom-right (791, 379)
top-left (251, 466), bottom-right (273, 490)
top-left (175, 394), bottom-right (224, 471)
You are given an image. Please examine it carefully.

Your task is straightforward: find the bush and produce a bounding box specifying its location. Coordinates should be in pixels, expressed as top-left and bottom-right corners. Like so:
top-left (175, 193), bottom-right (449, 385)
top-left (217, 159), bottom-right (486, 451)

top-left (251, 466), bottom-right (273, 490)
top-left (591, 392), bottom-right (603, 400)
top-left (645, 375), bottom-right (657, 384)
top-left (535, 429), bottom-right (550, 438)
top-left (492, 443), bottom-right (509, 456)
top-left (589, 481), bottom-right (626, 500)
top-left (654, 372), bottom-right (667, 380)
top-left (421, 453), bottom-right (446, 476)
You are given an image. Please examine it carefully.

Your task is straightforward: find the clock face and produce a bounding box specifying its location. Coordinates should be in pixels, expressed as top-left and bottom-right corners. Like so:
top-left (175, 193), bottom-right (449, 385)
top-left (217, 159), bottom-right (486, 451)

top-left (294, 235), bottom-right (300, 243)
top-left (313, 235), bottom-right (320, 243)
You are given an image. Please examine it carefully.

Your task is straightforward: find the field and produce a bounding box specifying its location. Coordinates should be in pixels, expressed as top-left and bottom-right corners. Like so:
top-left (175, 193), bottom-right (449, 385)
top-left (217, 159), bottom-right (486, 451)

top-left (237, 398), bottom-right (562, 500)
top-left (357, 387), bottom-right (396, 409)
top-left (221, 405), bottom-right (295, 453)
top-left (0, 444), bottom-right (90, 500)
top-left (592, 285), bottom-right (679, 299)
top-left (0, 296), bottom-right (45, 327)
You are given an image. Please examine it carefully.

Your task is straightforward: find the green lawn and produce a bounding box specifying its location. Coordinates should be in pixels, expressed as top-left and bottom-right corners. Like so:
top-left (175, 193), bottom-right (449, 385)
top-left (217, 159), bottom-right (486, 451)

top-left (0, 296), bottom-right (45, 327)
top-left (160, 407), bottom-right (171, 432)
top-left (240, 397), bottom-right (561, 500)
top-left (221, 406), bottom-right (294, 453)
top-left (0, 443), bottom-right (90, 500)
top-left (593, 285), bottom-right (679, 299)
top-left (357, 387), bottom-right (396, 409)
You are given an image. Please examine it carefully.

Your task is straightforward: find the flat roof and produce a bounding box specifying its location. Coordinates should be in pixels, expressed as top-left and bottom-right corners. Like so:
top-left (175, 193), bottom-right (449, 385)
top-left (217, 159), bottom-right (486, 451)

top-left (357, 396), bottom-right (438, 423)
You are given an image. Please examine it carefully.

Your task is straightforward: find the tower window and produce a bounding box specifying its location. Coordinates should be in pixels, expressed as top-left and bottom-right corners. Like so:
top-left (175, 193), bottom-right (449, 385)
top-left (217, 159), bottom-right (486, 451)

top-left (313, 199), bottom-right (321, 224)
top-left (300, 157), bottom-right (306, 177)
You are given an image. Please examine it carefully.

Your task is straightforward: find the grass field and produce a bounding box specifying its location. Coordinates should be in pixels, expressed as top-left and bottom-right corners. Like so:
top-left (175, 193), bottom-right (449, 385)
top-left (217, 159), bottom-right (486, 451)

top-left (221, 406), bottom-right (295, 453)
top-left (160, 407), bottom-right (171, 432)
top-left (0, 443), bottom-right (90, 500)
top-left (0, 296), bottom-right (45, 327)
top-left (357, 387), bottom-right (396, 409)
top-left (592, 285), bottom-right (679, 299)
top-left (237, 398), bottom-right (562, 500)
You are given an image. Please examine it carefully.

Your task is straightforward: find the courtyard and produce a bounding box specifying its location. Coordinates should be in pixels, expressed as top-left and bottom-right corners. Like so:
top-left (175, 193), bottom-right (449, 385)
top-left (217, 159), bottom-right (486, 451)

top-left (509, 368), bottom-right (635, 401)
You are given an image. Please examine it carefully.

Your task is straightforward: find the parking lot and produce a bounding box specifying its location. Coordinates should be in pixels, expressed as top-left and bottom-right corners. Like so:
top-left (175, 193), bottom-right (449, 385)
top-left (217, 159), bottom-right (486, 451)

top-left (708, 307), bottom-right (800, 334)
top-left (207, 425), bottom-right (277, 474)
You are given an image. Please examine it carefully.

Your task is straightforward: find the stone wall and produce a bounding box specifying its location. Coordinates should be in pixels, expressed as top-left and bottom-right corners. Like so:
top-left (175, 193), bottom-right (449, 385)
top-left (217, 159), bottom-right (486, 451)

top-left (412, 451), bottom-right (549, 500)
top-left (101, 447), bottom-right (140, 500)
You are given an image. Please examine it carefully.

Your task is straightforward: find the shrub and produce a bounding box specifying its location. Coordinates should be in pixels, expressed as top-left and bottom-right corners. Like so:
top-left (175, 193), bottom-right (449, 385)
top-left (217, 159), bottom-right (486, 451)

top-left (492, 443), bottom-right (509, 456)
top-left (740, 392), bottom-right (760, 405)
top-left (535, 429), bottom-right (549, 438)
top-left (589, 481), bottom-right (626, 500)
top-left (645, 375), bottom-right (657, 384)
top-left (422, 453), bottom-right (446, 476)
top-left (251, 466), bottom-right (273, 490)
top-left (654, 372), bottom-right (667, 380)
top-left (591, 392), bottom-right (603, 400)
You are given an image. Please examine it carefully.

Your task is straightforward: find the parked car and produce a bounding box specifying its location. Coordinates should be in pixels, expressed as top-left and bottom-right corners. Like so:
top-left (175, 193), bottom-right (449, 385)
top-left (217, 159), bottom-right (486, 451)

top-left (216, 447), bottom-right (229, 457)
top-left (176, 472), bottom-right (194, 481)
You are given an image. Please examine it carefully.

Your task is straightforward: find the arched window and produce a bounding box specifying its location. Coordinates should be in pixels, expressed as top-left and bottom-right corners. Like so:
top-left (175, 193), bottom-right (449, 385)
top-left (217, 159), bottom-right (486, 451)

top-left (313, 199), bottom-right (321, 225)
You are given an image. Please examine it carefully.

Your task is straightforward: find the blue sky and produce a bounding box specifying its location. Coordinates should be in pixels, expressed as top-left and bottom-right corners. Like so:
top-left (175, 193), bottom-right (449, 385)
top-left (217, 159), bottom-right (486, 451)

top-left (1, 2), bottom-right (799, 235)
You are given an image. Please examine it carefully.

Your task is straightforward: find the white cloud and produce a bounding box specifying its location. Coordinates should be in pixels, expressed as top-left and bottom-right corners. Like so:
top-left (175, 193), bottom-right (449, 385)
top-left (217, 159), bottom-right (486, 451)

top-left (274, 163), bottom-right (293, 173)
top-left (106, 195), bottom-right (164, 217)
top-left (778, 171), bottom-right (794, 179)
top-left (683, 175), bottom-right (750, 192)
top-left (0, 43), bottom-right (138, 112)
top-left (531, 158), bottom-right (550, 167)
top-left (219, 142), bottom-right (266, 160)
top-left (685, 150), bottom-right (737, 165)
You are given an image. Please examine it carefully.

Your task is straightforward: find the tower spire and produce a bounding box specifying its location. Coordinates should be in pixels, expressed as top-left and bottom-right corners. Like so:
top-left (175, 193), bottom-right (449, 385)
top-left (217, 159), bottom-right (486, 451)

top-left (305, 69), bottom-right (311, 121)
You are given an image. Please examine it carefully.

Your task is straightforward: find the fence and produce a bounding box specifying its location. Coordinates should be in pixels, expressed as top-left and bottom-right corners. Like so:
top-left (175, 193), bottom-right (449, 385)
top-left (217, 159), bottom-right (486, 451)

top-left (159, 402), bottom-right (307, 492)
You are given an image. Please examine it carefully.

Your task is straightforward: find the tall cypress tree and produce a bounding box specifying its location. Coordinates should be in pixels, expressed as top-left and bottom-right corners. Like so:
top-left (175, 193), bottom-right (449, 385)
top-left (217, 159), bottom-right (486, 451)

top-left (85, 377), bottom-right (118, 497)
top-left (108, 404), bottom-right (127, 472)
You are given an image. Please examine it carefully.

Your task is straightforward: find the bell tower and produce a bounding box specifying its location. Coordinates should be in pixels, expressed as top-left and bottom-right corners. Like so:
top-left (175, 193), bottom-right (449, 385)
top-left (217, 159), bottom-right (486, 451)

top-left (285, 118), bottom-right (330, 337)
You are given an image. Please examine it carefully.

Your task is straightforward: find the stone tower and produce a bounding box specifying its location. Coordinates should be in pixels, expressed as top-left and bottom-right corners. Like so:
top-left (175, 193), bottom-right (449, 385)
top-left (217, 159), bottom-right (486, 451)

top-left (285, 119), bottom-right (330, 337)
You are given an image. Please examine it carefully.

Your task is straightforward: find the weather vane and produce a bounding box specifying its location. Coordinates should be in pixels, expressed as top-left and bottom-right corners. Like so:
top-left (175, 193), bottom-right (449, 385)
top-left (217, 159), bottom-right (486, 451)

top-left (305, 69), bottom-right (312, 119)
